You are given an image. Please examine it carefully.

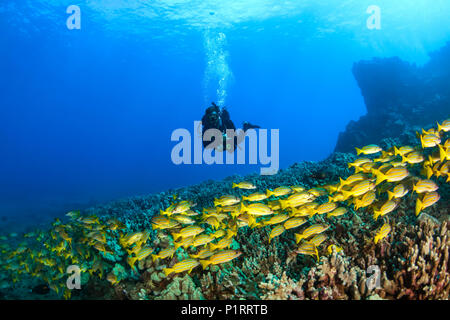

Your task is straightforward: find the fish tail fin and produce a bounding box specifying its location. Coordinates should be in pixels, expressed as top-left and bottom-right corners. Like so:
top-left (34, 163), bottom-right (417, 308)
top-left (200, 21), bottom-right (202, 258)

top-left (437, 122), bottom-right (442, 132)
top-left (387, 190), bottom-right (394, 201)
top-left (151, 254), bottom-right (158, 262)
top-left (341, 190), bottom-right (351, 201)
top-left (295, 233), bottom-right (303, 244)
top-left (266, 190), bottom-right (273, 197)
top-left (374, 235), bottom-right (379, 244)
top-left (172, 232), bottom-right (180, 241)
top-left (355, 147), bottom-right (362, 155)
top-left (373, 169), bottom-right (386, 186)
top-left (199, 260), bottom-right (211, 270)
top-left (163, 268), bottom-right (173, 277)
top-left (426, 166), bottom-right (433, 179)
top-left (209, 243), bottom-right (217, 251)
top-left (420, 135), bottom-right (425, 149)
top-left (232, 183), bottom-right (238, 188)
top-left (279, 199), bottom-right (288, 210)
top-left (127, 257), bottom-right (137, 268)
top-left (401, 154), bottom-right (407, 163)
top-left (248, 215), bottom-right (256, 228)
top-left (416, 198), bottom-right (423, 216)
top-left (373, 210), bottom-right (380, 221)
top-left (394, 146), bottom-right (400, 156)
top-left (438, 144), bottom-right (446, 162)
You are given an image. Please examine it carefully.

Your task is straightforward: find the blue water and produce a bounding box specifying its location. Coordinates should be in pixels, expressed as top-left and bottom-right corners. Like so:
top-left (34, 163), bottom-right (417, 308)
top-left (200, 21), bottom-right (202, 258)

top-left (1, 1), bottom-right (450, 230)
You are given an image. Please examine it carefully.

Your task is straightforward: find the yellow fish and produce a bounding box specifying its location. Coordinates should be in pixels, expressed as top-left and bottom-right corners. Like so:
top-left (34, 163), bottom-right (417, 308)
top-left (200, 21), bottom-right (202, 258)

top-left (261, 213), bottom-right (289, 226)
top-left (374, 223), bottom-right (391, 244)
top-left (314, 202), bottom-right (338, 216)
top-left (387, 184), bottom-right (409, 201)
top-left (190, 248), bottom-right (215, 259)
top-left (163, 258), bottom-right (200, 276)
top-left (266, 186), bottom-right (293, 197)
top-left (326, 207), bottom-right (348, 218)
top-left (372, 167), bottom-right (409, 185)
top-left (437, 119), bottom-right (450, 132)
top-left (296, 242), bottom-right (319, 262)
top-left (307, 234), bottom-right (327, 247)
top-left (280, 192), bottom-right (314, 209)
top-left (214, 195), bottom-right (241, 206)
top-left (415, 191), bottom-right (440, 216)
top-left (151, 247), bottom-right (176, 262)
top-left (401, 151), bottom-right (424, 164)
top-left (420, 133), bottom-right (441, 149)
top-left (373, 199), bottom-right (399, 221)
top-left (268, 225), bottom-right (285, 243)
top-left (348, 158), bottom-right (372, 169)
top-left (241, 203), bottom-right (273, 216)
top-left (354, 191), bottom-right (376, 210)
top-left (438, 144), bottom-right (449, 162)
top-left (172, 226), bottom-right (204, 241)
top-left (283, 217), bottom-right (307, 230)
top-left (295, 224), bottom-right (329, 243)
top-left (199, 250), bottom-right (242, 269)
top-left (232, 181), bottom-right (256, 189)
top-left (338, 173), bottom-right (367, 190)
top-left (174, 236), bottom-right (194, 250)
top-left (192, 234), bottom-right (215, 248)
top-left (172, 214), bottom-right (196, 225)
top-left (327, 244), bottom-right (343, 255)
top-left (393, 145), bottom-right (414, 157)
top-left (412, 179), bottom-right (439, 194)
top-left (341, 180), bottom-right (376, 200)
top-left (173, 200), bottom-right (196, 214)
top-left (209, 235), bottom-right (233, 251)
top-left (355, 144), bottom-right (382, 155)
top-left (242, 192), bottom-right (269, 202)
top-left (127, 246), bottom-right (153, 268)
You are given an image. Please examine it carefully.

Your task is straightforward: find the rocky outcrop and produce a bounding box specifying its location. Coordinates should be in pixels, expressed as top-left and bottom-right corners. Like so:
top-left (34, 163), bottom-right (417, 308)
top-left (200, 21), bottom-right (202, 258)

top-left (335, 42), bottom-right (450, 153)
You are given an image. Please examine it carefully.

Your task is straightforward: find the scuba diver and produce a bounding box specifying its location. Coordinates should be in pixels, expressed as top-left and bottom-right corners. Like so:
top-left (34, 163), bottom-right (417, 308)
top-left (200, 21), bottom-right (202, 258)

top-left (201, 102), bottom-right (260, 152)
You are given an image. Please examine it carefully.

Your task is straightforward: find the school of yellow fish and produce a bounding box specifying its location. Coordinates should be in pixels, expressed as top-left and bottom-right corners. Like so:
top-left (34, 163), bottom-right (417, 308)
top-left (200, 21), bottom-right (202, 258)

top-left (0, 119), bottom-right (448, 299)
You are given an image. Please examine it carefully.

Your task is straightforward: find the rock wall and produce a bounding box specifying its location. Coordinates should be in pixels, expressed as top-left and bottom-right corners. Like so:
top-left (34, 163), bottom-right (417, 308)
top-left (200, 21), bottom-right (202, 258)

top-left (335, 42), bottom-right (450, 153)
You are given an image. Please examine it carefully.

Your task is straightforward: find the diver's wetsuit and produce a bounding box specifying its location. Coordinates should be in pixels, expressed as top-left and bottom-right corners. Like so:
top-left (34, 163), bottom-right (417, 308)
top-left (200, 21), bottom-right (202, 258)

top-left (201, 102), bottom-right (260, 152)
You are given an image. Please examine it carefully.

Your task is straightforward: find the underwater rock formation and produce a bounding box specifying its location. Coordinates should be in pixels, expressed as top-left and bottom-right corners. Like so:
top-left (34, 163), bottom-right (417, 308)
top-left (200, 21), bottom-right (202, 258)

top-left (335, 42), bottom-right (450, 153)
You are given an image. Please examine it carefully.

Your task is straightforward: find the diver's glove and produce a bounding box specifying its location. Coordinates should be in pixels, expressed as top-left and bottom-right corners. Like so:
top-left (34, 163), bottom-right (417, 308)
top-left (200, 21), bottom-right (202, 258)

top-left (243, 121), bottom-right (261, 131)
